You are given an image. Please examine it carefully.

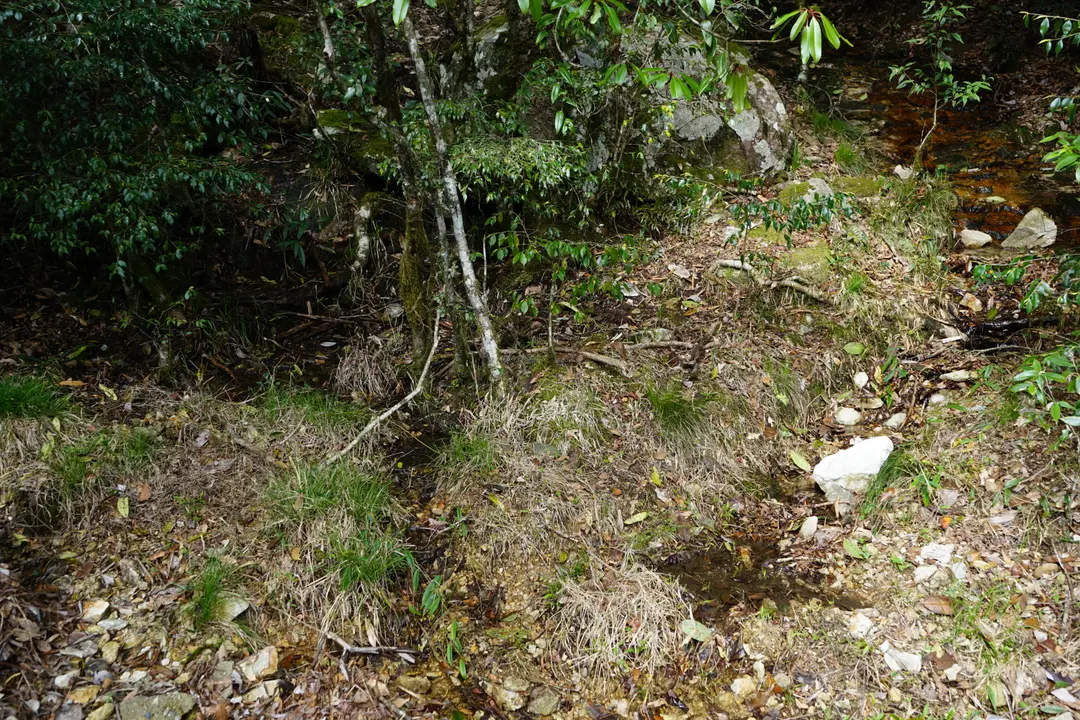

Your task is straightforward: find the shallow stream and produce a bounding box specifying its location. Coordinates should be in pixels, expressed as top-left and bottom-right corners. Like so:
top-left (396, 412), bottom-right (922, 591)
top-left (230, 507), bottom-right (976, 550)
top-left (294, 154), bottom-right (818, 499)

top-left (815, 59), bottom-right (1080, 248)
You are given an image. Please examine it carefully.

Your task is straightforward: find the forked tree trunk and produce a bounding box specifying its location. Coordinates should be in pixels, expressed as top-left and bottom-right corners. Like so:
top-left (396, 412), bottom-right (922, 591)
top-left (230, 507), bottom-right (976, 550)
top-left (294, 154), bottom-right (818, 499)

top-left (402, 16), bottom-right (504, 388)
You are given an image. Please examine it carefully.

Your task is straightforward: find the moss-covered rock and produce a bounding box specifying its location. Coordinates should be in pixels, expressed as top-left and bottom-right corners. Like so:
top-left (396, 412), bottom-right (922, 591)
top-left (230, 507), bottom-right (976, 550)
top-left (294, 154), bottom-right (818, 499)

top-left (778, 244), bottom-right (832, 285)
top-left (747, 226), bottom-right (788, 246)
top-left (251, 12), bottom-right (310, 83)
top-left (778, 182), bottom-right (810, 207)
top-left (832, 175), bottom-right (885, 197)
top-left (315, 110), bottom-right (398, 177)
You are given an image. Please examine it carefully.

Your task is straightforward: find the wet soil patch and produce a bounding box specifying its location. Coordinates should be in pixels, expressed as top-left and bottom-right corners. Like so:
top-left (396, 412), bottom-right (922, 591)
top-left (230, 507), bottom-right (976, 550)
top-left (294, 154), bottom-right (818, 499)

top-left (662, 539), bottom-right (870, 621)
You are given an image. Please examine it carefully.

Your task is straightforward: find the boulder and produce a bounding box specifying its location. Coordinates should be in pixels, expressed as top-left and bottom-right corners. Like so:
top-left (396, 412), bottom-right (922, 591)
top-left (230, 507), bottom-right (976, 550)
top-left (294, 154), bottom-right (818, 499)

top-left (813, 436), bottom-right (894, 507)
top-left (959, 228), bottom-right (992, 248)
top-left (1003, 208), bottom-right (1056, 249)
top-left (118, 693), bottom-right (195, 720)
top-left (644, 40), bottom-right (792, 176)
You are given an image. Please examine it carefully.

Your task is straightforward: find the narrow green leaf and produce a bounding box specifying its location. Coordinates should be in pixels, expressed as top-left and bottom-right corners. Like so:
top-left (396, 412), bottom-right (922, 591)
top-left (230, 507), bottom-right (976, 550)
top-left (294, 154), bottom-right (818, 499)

top-left (680, 619), bottom-right (714, 642)
top-left (770, 9), bottom-right (800, 29)
top-left (603, 3), bottom-right (621, 33)
top-left (699, 0), bottom-right (715, 16)
top-left (821, 15), bottom-right (841, 49)
top-left (518, 0), bottom-right (529, 13)
top-left (790, 10), bottom-right (807, 42)
top-left (392, 0), bottom-right (410, 25)
top-left (790, 451), bottom-right (812, 473)
top-left (530, 0), bottom-right (542, 22)
top-left (809, 17), bottom-right (823, 62)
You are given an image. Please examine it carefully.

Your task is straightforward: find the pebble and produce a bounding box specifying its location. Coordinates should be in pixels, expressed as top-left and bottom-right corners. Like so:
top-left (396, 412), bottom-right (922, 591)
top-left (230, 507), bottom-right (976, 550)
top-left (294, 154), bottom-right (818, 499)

top-left (853, 371), bottom-right (869, 389)
top-left (56, 670), bottom-right (80, 689)
top-left (82, 600), bottom-right (110, 624)
top-left (237, 646), bottom-right (278, 683)
top-left (834, 407), bottom-right (862, 426)
top-left (527, 687), bottom-right (561, 716)
top-left (397, 675), bottom-right (432, 695)
top-left (928, 393), bottom-right (947, 405)
top-left (848, 612), bottom-right (873, 639)
top-left (87, 704), bottom-right (115, 720)
top-left (919, 543), bottom-right (955, 565)
top-left (100, 641), bottom-right (120, 665)
top-left (880, 640), bottom-right (922, 673)
top-left (799, 516), bottom-right (819, 541)
top-left (730, 676), bottom-right (757, 697)
top-left (884, 412), bottom-right (907, 429)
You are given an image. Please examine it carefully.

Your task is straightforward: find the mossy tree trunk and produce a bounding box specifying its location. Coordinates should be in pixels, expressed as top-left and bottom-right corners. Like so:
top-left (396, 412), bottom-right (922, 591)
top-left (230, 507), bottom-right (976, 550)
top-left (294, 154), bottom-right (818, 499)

top-left (400, 194), bottom-right (432, 360)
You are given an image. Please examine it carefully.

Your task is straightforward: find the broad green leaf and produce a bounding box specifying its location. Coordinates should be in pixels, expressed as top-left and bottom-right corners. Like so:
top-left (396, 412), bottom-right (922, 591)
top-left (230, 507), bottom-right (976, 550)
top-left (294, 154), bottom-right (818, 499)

top-left (770, 9), bottom-right (800, 29)
top-left (1040, 17), bottom-right (1050, 37)
top-left (530, 0), bottom-right (542, 22)
top-left (669, 75), bottom-right (690, 101)
top-left (843, 342), bottom-right (866, 356)
top-left (790, 10), bottom-right (807, 42)
top-left (790, 451), bottom-right (812, 473)
top-left (800, 25), bottom-right (812, 65)
top-left (680, 618), bottom-right (714, 642)
top-left (808, 17), bottom-right (822, 62)
top-left (821, 14), bottom-right (841, 49)
top-left (843, 538), bottom-right (868, 559)
top-left (625, 511), bottom-right (649, 525)
top-left (518, 0), bottom-right (529, 12)
top-left (603, 4), bottom-right (622, 33)
top-left (356, 0), bottom-right (377, 6)
top-left (117, 496), bottom-right (130, 518)
top-left (698, 0), bottom-right (714, 16)
top-left (392, 0), bottom-right (410, 25)
top-left (554, 110), bottom-right (565, 134)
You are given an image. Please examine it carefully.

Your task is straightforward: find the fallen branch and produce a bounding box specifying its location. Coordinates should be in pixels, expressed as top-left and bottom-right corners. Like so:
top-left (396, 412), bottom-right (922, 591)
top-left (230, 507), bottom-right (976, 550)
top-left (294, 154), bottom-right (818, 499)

top-left (501, 345), bottom-right (629, 375)
top-left (710, 258), bottom-right (833, 304)
top-left (326, 314), bottom-right (440, 464)
top-left (326, 631), bottom-right (418, 661)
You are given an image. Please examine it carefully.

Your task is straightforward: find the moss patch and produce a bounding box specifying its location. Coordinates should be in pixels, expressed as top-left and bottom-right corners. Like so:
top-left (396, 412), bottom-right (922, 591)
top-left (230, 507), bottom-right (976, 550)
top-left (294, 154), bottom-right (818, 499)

top-left (747, 226), bottom-right (788, 246)
top-left (832, 175), bottom-right (884, 197)
top-left (778, 182), bottom-right (810, 207)
top-left (778, 243), bottom-right (832, 284)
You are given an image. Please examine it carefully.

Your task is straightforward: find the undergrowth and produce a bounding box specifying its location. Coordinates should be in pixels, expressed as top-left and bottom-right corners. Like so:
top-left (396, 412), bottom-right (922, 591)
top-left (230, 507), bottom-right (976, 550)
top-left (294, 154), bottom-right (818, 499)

top-left (187, 555), bottom-right (238, 629)
top-left (260, 381), bottom-right (369, 431)
top-left (0, 376), bottom-right (69, 419)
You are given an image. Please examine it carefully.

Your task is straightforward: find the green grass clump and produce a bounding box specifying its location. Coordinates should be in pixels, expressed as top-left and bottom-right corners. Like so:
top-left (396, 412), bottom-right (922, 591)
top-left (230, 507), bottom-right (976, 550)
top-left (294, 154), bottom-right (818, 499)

top-left (811, 110), bottom-right (857, 140)
top-left (328, 528), bottom-right (412, 591)
top-left (108, 427), bottom-right (163, 473)
top-left (268, 462), bottom-right (412, 593)
top-left (437, 433), bottom-right (498, 476)
top-left (0, 376), bottom-right (68, 419)
top-left (269, 462), bottom-right (392, 523)
top-left (49, 442), bottom-right (95, 499)
top-left (845, 272), bottom-right (869, 295)
top-left (261, 381), bottom-right (368, 430)
top-left (860, 450), bottom-right (924, 519)
top-left (188, 555), bottom-right (237, 629)
top-left (647, 384), bottom-right (713, 438)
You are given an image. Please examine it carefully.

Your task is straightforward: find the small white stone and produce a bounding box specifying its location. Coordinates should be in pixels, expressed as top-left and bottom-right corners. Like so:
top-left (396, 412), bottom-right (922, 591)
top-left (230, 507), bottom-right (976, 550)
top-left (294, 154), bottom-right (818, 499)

top-left (884, 412), bottom-right (907, 429)
top-left (914, 566), bottom-right (938, 582)
top-left (82, 600), bottom-right (110, 624)
top-left (919, 543), bottom-right (955, 566)
top-left (753, 661), bottom-right (766, 682)
top-left (894, 165), bottom-right (914, 180)
top-left (928, 393), bottom-right (947, 405)
top-left (237, 646), bottom-right (278, 683)
top-left (940, 370), bottom-right (974, 383)
top-left (55, 671), bottom-right (79, 689)
top-left (834, 407), bottom-right (862, 426)
top-left (799, 516), bottom-right (819, 541)
top-left (949, 561), bottom-right (968, 582)
top-left (730, 677), bottom-right (757, 697)
top-left (853, 372), bottom-right (869, 389)
top-left (959, 228), bottom-right (992, 248)
top-left (880, 640), bottom-right (922, 673)
top-left (848, 612), bottom-right (874, 639)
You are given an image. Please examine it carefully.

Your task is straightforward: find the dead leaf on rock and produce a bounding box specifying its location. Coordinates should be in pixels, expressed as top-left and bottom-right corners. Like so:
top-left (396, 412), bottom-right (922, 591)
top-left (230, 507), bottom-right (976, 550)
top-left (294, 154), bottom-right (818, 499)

top-left (920, 595), bottom-right (954, 615)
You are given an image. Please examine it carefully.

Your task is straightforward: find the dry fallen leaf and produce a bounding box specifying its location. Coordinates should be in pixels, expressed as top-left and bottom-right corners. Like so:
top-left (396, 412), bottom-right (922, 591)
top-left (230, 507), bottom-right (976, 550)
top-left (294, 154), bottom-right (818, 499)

top-left (136, 483), bottom-right (152, 502)
top-left (59, 379), bottom-right (85, 387)
top-left (920, 595), bottom-right (954, 615)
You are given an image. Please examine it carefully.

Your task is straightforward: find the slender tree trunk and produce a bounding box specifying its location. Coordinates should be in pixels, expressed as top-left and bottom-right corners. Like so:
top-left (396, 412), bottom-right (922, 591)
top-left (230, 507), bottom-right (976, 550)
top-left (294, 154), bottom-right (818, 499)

top-left (435, 210), bottom-right (471, 377)
top-left (402, 16), bottom-right (504, 388)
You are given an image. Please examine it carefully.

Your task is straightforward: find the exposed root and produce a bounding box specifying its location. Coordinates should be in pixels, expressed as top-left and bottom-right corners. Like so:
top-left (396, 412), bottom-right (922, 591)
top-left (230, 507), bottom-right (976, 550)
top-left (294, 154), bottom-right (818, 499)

top-left (711, 258), bottom-right (833, 304)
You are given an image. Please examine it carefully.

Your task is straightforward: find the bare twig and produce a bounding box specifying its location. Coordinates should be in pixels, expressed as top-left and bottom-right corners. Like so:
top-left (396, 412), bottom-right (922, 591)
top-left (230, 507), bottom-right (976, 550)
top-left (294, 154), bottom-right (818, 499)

top-left (326, 314), bottom-right (440, 464)
top-left (326, 631), bottom-right (419, 662)
top-left (501, 345), bottom-right (629, 375)
top-left (1053, 540), bottom-right (1073, 636)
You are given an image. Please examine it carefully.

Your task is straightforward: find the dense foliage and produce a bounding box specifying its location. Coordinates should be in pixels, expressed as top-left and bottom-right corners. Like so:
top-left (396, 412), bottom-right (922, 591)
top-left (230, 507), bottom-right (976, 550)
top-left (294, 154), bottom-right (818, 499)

top-left (0, 1), bottom-right (283, 273)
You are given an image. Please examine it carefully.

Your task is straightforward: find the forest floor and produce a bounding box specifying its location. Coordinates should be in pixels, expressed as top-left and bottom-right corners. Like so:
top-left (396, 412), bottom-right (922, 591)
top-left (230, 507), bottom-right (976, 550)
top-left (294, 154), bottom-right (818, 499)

top-left (3, 96), bottom-right (1080, 720)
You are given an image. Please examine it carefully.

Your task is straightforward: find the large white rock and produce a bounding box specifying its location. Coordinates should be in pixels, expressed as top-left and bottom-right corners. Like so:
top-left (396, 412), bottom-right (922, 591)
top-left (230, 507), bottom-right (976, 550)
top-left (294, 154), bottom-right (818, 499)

top-left (813, 436), bottom-right (894, 505)
top-left (1003, 208), bottom-right (1056, 249)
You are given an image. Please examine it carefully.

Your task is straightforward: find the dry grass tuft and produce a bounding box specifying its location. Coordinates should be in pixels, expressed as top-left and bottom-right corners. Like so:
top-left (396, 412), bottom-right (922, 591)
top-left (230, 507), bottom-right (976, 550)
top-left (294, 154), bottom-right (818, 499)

top-left (335, 332), bottom-right (407, 402)
top-left (555, 560), bottom-right (689, 676)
